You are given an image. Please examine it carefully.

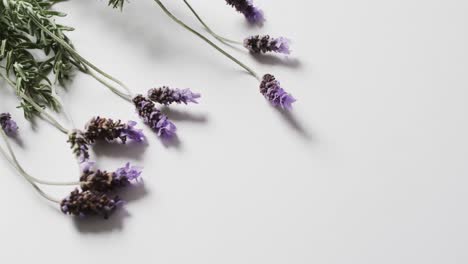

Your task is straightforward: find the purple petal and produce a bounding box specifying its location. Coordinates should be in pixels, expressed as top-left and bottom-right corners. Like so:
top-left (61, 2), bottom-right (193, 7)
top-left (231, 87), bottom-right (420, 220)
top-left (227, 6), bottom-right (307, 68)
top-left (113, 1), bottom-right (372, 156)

top-left (115, 162), bottom-right (142, 181)
top-left (122, 120), bottom-right (145, 142)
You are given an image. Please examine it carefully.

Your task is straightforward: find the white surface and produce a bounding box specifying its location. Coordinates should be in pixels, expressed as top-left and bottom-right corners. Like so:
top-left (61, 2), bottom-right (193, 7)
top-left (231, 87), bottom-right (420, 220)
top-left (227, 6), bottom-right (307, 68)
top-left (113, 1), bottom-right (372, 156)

top-left (0, 0), bottom-right (467, 263)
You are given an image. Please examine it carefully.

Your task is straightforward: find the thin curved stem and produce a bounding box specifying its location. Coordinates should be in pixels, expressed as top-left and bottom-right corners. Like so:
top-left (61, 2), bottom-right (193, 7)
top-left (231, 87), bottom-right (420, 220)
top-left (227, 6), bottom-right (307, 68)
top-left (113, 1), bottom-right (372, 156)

top-left (27, 14), bottom-right (133, 99)
top-left (0, 129), bottom-right (79, 186)
top-left (182, 0), bottom-right (243, 45)
top-left (86, 69), bottom-right (133, 102)
top-left (0, 130), bottom-right (62, 203)
top-left (0, 72), bottom-right (69, 134)
top-left (154, 0), bottom-right (260, 81)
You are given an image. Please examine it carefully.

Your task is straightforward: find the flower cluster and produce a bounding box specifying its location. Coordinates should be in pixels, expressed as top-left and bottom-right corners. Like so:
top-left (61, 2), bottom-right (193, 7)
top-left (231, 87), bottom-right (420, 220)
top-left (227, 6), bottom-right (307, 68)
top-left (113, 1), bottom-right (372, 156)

top-left (148, 87), bottom-right (201, 105)
top-left (80, 162), bottom-right (142, 192)
top-left (85, 116), bottom-right (145, 144)
top-left (61, 189), bottom-right (123, 219)
top-left (226, 0), bottom-right (264, 24)
top-left (0, 113), bottom-right (18, 136)
top-left (68, 117), bottom-right (145, 164)
top-left (259, 74), bottom-right (296, 110)
top-left (244, 35), bottom-right (291, 55)
top-left (133, 95), bottom-right (176, 139)
top-left (61, 162), bottom-right (142, 218)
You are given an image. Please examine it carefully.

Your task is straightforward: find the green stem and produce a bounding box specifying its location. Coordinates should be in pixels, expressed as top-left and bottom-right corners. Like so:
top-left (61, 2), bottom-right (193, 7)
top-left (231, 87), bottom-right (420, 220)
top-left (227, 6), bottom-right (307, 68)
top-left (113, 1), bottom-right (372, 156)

top-left (0, 129), bottom-right (79, 186)
top-left (182, 0), bottom-right (243, 45)
top-left (27, 14), bottom-right (133, 99)
top-left (154, 0), bottom-right (260, 81)
top-left (0, 71), bottom-right (69, 134)
top-left (86, 69), bottom-right (133, 102)
top-left (0, 130), bottom-right (62, 203)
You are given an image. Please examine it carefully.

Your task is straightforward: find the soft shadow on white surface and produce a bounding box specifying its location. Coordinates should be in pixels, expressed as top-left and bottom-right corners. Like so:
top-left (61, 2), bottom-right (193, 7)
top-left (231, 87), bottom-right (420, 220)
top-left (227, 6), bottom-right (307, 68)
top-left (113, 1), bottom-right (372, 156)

top-left (92, 141), bottom-right (149, 160)
top-left (73, 208), bottom-right (130, 233)
top-left (161, 107), bottom-right (209, 124)
top-left (274, 107), bottom-right (313, 141)
top-left (251, 53), bottom-right (303, 68)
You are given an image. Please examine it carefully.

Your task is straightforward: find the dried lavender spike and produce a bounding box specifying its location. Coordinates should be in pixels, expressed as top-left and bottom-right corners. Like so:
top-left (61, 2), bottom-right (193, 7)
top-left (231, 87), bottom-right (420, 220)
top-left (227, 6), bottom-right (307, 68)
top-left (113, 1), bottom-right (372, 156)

top-left (259, 74), bottom-right (296, 110)
top-left (80, 162), bottom-right (142, 193)
top-left (84, 117), bottom-right (144, 144)
top-left (133, 95), bottom-right (176, 139)
top-left (60, 189), bottom-right (123, 219)
top-left (244, 35), bottom-right (291, 55)
top-left (68, 129), bottom-right (90, 162)
top-left (0, 113), bottom-right (18, 136)
top-left (226, 0), bottom-right (264, 24)
top-left (148, 87), bottom-right (201, 105)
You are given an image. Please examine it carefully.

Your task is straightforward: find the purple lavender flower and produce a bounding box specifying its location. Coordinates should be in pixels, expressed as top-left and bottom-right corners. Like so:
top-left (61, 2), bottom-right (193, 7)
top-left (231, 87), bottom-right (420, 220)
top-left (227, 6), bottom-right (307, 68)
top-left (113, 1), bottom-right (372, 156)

top-left (122, 121), bottom-right (145, 142)
top-left (115, 162), bottom-right (142, 181)
top-left (148, 87), bottom-right (201, 105)
top-left (80, 162), bottom-right (142, 193)
top-left (60, 189), bottom-right (123, 219)
top-left (244, 35), bottom-right (291, 55)
top-left (133, 95), bottom-right (176, 139)
top-left (259, 74), bottom-right (296, 110)
top-left (226, 0), bottom-right (264, 24)
top-left (85, 117), bottom-right (145, 144)
top-left (0, 113), bottom-right (18, 135)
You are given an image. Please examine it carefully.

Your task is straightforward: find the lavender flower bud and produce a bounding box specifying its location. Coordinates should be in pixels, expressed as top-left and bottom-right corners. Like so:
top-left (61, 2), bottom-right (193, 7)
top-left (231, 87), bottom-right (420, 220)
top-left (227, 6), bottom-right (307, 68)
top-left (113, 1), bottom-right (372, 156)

top-left (68, 130), bottom-right (90, 162)
top-left (148, 87), bottom-right (201, 105)
top-left (84, 117), bottom-right (144, 144)
top-left (60, 189), bottom-right (123, 219)
top-left (0, 113), bottom-right (18, 135)
top-left (80, 162), bottom-right (142, 193)
top-left (259, 74), bottom-right (296, 110)
top-left (244, 35), bottom-right (291, 55)
top-left (226, 0), bottom-right (264, 24)
top-left (133, 95), bottom-right (176, 139)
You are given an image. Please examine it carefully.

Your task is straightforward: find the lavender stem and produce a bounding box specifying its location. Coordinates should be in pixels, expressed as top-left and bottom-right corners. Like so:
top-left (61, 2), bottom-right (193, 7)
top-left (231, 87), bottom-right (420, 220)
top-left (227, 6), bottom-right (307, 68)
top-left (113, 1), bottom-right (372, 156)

top-left (0, 72), bottom-right (69, 134)
top-left (0, 130), bottom-right (62, 203)
top-left (182, 0), bottom-right (243, 45)
top-left (0, 129), bottom-right (79, 186)
top-left (154, 0), bottom-right (260, 81)
top-left (26, 13), bottom-right (133, 101)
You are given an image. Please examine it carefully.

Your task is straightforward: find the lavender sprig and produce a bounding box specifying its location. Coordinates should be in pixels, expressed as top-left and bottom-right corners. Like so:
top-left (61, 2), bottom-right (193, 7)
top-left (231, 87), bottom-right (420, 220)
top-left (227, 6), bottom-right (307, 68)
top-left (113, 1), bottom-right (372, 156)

top-left (148, 87), bottom-right (201, 105)
top-left (244, 35), bottom-right (291, 55)
top-left (133, 95), bottom-right (176, 139)
top-left (226, 0), bottom-right (265, 24)
top-left (80, 162), bottom-right (142, 193)
top-left (61, 189), bottom-right (123, 219)
top-left (84, 117), bottom-right (145, 144)
top-left (0, 113), bottom-right (18, 136)
top-left (260, 74), bottom-right (296, 110)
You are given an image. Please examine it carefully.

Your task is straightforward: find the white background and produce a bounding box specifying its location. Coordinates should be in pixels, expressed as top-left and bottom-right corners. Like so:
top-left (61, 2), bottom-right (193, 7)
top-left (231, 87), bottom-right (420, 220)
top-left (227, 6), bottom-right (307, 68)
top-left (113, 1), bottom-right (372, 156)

top-left (0, 0), bottom-right (467, 263)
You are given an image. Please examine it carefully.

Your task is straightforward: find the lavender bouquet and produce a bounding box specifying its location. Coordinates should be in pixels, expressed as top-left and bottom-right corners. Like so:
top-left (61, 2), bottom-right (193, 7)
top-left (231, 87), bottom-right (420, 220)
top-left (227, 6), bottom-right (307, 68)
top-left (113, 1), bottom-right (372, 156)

top-left (0, 0), bottom-right (298, 219)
